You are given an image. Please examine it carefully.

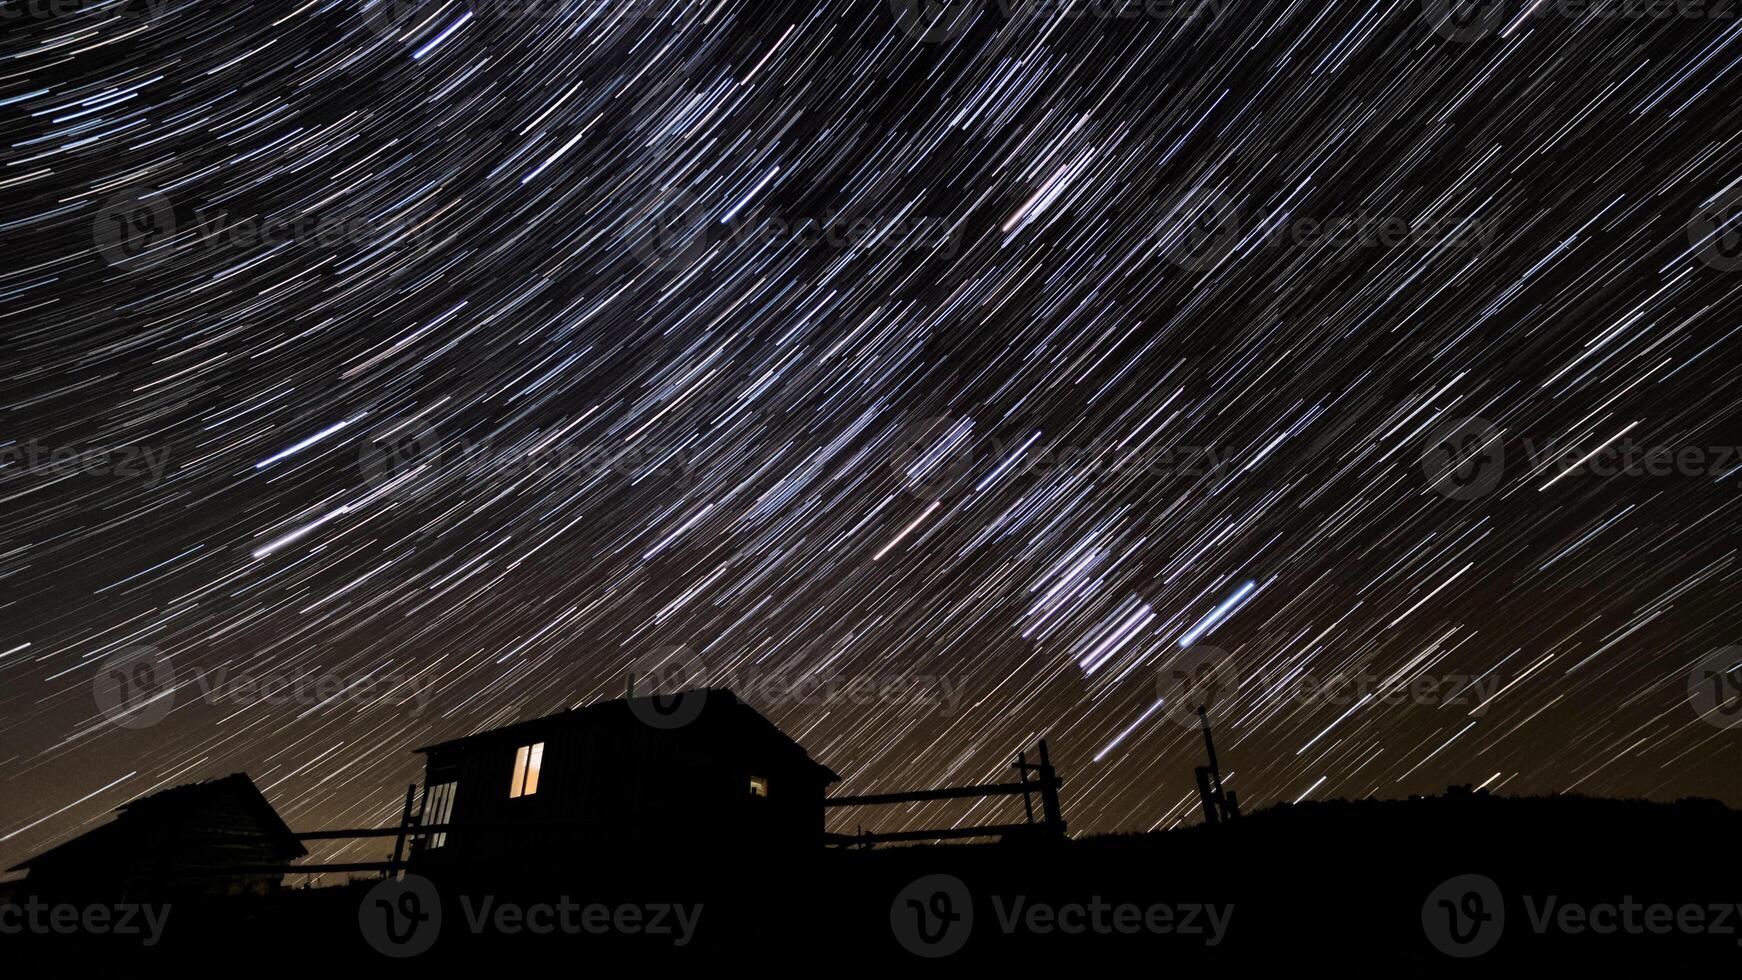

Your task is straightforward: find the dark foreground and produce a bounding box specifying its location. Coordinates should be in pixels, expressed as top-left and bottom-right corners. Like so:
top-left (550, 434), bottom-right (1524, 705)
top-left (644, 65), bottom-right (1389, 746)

top-left (5, 790), bottom-right (1740, 965)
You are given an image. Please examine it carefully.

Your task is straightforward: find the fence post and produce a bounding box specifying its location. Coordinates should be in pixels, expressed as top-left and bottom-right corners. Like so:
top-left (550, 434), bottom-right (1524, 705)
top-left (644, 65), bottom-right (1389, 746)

top-left (1036, 739), bottom-right (1064, 836)
top-left (389, 783), bottom-right (417, 878)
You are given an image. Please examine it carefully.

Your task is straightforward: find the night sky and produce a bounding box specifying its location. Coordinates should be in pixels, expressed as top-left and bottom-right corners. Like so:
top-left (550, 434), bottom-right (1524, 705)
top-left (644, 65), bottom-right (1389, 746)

top-left (3, 0), bottom-right (1742, 873)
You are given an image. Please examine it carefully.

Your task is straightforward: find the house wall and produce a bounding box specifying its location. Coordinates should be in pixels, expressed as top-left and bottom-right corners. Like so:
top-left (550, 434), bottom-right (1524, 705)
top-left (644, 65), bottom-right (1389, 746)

top-left (20, 786), bottom-right (295, 903)
top-left (413, 714), bottom-right (829, 876)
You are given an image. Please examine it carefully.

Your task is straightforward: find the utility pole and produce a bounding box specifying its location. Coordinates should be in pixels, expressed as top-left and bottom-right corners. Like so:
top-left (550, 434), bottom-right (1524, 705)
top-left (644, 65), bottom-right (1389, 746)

top-left (1194, 705), bottom-right (1240, 825)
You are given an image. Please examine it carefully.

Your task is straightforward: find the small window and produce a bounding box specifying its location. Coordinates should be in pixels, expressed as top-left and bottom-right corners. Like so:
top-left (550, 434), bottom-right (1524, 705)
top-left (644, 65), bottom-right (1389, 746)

top-left (509, 742), bottom-right (544, 798)
top-left (422, 782), bottom-right (457, 848)
top-left (749, 775), bottom-right (769, 798)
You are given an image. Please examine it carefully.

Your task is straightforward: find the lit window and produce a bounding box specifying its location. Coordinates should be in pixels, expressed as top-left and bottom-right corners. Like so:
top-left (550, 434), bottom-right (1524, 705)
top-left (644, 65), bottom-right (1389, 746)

top-left (423, 782), bottom-right (457, 848)
top-left (509, 742), bottom-right (544, 798)
top-left (749, 775), bottom-right (768, 798)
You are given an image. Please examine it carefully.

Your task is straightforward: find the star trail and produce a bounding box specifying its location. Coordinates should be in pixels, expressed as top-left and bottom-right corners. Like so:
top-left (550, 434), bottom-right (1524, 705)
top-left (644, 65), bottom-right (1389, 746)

top-left (2, 0), bottom-right (1742, 872)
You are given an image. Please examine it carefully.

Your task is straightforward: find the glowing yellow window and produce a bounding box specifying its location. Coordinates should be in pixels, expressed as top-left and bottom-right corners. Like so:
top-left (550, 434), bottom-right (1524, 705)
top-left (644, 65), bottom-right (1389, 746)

top-left (749, 775), bottom-right (768, 798)
top-left (509, 742), bottom-right (544, 798)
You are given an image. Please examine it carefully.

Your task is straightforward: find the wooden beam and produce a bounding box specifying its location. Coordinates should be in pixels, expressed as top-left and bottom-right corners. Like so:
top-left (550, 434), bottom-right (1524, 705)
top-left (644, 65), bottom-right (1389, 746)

top-left (824, 823), bottom-right (1047, 846)
top-left (825, 779), bottom-right (1061, 808)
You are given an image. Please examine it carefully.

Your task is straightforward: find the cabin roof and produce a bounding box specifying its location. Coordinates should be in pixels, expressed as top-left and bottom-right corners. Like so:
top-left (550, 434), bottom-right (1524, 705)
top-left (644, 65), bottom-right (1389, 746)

top-left (7, 772), bottom-right (306, 872)
top-left (413, 688), bottom-right (841, 783)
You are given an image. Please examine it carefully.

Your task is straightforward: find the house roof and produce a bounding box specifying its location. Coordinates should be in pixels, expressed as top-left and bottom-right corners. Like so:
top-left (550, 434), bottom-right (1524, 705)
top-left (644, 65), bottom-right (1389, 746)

top-left (7, 772), bottom-right (307, 872)
top-left (413, 688), bottom-right (842, 783)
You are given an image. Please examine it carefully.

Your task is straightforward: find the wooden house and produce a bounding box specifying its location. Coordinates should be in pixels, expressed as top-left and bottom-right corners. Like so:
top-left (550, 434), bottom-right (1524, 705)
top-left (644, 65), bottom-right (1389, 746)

top-left (7, 772), bottom-right (305, 902)
top-left (407, 688), bottom-right (839, 875)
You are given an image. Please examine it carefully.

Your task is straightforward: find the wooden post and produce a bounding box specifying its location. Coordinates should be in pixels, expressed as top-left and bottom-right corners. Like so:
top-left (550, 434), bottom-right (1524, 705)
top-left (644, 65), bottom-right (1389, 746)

top-left (1198, 706), bottom-right (1226, 801)
top-left (389, 783), bottom-right (416, 878)
top-left (1195, 767), bottom-right (1221, 825)
top-left (1196, 705), bottom-right (1240, 822)
top-left (1014, 751), bottom-right (1036, 824)
top-left (1036, 739), bottom-right (1064, 836)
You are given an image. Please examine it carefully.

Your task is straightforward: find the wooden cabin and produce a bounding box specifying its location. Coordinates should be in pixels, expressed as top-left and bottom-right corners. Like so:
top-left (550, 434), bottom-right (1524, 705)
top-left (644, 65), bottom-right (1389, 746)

top-left (7, 773), bottom-right (305, 902)
top-left (407, 689), bottom-right (839, 875)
